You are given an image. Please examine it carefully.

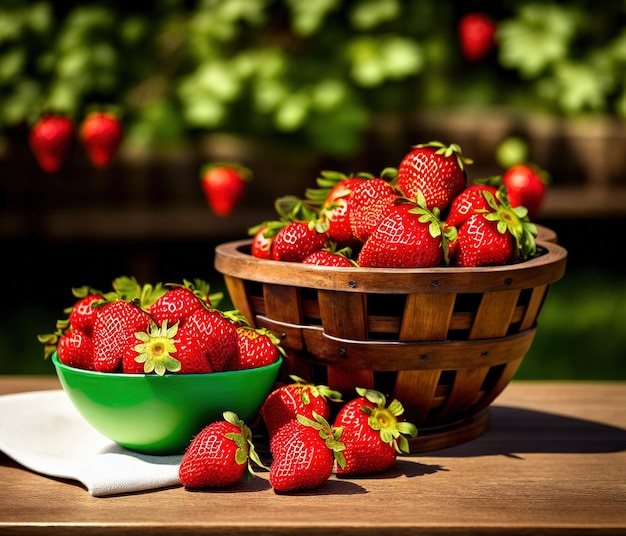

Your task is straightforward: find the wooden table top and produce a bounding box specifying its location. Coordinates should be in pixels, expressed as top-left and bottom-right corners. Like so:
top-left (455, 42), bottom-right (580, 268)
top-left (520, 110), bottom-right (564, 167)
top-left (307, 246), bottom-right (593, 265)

top-left (1, 376), bottom-right (625, 535)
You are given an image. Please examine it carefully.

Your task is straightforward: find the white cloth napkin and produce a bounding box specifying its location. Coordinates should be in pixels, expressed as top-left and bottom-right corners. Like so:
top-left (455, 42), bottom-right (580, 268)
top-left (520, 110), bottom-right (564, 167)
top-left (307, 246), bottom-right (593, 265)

top-left (0, 389), bottom-right (183, 497)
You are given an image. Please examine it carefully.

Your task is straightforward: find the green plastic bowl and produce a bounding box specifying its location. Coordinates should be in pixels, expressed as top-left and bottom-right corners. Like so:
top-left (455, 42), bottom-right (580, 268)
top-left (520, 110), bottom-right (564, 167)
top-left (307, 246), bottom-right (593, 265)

top-left (52, 352), bottom-right (282, 455)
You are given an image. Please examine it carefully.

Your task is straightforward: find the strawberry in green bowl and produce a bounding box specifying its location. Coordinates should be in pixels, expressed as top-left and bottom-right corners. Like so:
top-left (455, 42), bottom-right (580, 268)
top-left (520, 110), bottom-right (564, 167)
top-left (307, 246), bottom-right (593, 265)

top-left (41, 276), bottom-right (285, 455)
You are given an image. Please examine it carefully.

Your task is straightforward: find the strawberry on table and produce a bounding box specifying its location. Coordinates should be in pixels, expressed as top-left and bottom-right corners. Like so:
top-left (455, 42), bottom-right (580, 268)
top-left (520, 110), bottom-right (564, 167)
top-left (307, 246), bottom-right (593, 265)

top-left (80, 110), bottom-right (123, 169)
top-left (333, 387), bottom-right (417, 475)
top-left (200, 162), bottom-right (251, 217)
top-left (458, 12), bottom-right (497, 62)
top-left (28, 113), bottom-right (74, 173)
top-left (179, 411), bottom-right (264, 489)
top-left (395, 141), bottom-right (472, 211)
top-left (269, 413), bottom-right (345, 493)
top-left (261, 375), bottom-right (343, 438)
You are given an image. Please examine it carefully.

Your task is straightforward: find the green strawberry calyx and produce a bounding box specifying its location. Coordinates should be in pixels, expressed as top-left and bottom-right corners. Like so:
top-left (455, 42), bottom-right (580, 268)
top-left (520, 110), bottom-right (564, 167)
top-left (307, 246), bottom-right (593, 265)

top-left (288, 375), bottom-right (343, 405)
top-left (356, 387), bottom-right (418, 454)
top-left (134, 320), bottom-right (181, 376)
top-left (297, 412), bottom-right (346, 470)
top-left (482, 189), bottom-right (538, 261)
top-left (414, 141), bottom-right (474, 173)
top-left (223, 410), bottom-right (265, 478)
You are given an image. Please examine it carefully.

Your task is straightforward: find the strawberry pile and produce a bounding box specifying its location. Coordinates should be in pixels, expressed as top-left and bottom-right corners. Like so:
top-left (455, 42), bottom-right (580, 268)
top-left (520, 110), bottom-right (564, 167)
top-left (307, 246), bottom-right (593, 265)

top-left (178, 377), bottom-right (418, 492)
top-left (248, 141), bottom-right (543, 268)
top-left (38, 276), bottom-right (284, 375)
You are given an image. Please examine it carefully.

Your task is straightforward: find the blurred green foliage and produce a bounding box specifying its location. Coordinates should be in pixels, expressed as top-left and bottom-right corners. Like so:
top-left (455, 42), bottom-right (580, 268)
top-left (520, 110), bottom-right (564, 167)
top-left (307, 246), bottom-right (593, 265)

top-left (2, 0), bottom-right (626, 157)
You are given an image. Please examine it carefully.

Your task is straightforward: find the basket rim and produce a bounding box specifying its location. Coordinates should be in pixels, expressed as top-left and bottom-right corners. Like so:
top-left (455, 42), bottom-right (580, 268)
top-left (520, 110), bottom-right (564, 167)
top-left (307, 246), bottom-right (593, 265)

top-left (214, 236), bottom-right (567, 294)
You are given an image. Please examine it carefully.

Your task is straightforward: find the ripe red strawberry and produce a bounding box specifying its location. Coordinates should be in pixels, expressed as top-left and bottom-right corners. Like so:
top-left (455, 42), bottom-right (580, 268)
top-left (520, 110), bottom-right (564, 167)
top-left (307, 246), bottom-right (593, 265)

top-left (57, 329), bottom-right (94, 370)
top-left (175, 307), bottom-right (238, 373)
top-left (250, 225), bottom-right (275, 259)
top-left (445, 183), bottom-right (500, 228)
top-left (80, 111), bottom-right (123, 169)
top-left (395, 141), bottom-right (472, 211)
top-left (301, 249), bottom-right (354, 267)
top-left (148, 281), bottom-right (212, 327)
top-left (348, 177), bottom-right (399, 243)
top-left (357, 197), bottom-right (454, 268)
top-left (502, 163), bottom-right (547, 220)
top-left (67, 292), bottom-right (104, 337)
top-left (231, 325), bottom-right (284, 370)
top-left (179, 411), bottom-right (263, 488)
top-left (271, 221), bottom-right (328, 262)
top-left (269, 413), bottom-right (345, 493)
top-left (200, 163), bottom-right (251, 217)
top-left (261, 376), bottom-right (343, 438)
top-left (458, 12), bottom-right (497, 62)
top-left (455, 212), bottom-right (515, 267)
top-left (333, 388), bottom-right (417, 475)
top-left (454, 190), bottom-right (538, 267)
top-left (317, 175), bottom-right (366, 247)
top-left (28, 113), bottom-right (74, 173)
top-left (91, 300), bottom-right (152, 372)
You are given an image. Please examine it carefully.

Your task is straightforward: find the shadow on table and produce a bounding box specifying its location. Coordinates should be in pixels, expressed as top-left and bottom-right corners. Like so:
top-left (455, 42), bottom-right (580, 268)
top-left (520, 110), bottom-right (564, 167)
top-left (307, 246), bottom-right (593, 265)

top-left (422, 405), bottom-right (626, 457)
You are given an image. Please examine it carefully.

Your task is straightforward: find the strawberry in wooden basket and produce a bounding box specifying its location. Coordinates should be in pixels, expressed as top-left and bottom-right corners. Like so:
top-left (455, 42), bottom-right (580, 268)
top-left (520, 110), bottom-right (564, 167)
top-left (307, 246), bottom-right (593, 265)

top-left (269, 413), bottom-right (345, 493)
top-left (395, 141), bottom-right (472, 211)
top-left (179, 411), bottom-right (264, 489)
top-left (333, 387), bottom-right (417, 475)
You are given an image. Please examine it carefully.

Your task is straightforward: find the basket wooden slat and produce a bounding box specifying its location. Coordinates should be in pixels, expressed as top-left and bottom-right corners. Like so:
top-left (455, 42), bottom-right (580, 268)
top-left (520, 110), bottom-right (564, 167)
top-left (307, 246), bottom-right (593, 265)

top-left (215, 234), bottom-right (567, 451)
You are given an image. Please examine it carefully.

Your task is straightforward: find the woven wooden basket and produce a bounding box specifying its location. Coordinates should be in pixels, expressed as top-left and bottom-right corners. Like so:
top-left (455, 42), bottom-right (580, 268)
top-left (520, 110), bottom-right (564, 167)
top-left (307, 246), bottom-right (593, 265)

top-left (214, 226), bottom-right (567, 452)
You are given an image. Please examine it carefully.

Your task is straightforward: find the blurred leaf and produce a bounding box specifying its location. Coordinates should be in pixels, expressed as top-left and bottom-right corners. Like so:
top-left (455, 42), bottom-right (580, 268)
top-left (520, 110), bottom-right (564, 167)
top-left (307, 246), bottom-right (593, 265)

top-left (286, 0), bottom-right (340, 36)
top-left (349, 0), bottom-right (400, 30)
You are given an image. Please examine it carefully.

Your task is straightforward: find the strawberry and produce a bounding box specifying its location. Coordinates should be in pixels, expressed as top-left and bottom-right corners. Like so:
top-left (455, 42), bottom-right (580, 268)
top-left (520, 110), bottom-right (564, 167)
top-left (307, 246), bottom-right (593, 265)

top-left (179, 411), bottom-right (263, 488)
top-left (250, 224), bottom-right (275, 259)
top-left (175, 307), bottom-right (239, 373)
top-left (454, 190), bottom-right (538, 267)
top-left (395, 141), bottom-right (472, 211)
top-left (458, 12), bottom-right (497, 62)
top-left (91, 299), bottom-right (152, 372)
top-left (28, 113), bottom-right (74, 173)
top-left (455, 212), bottom-right (515, 267)
top-left (148, 281), bottom-right (212, 327)
top-left (315, 174), bottom-right (367, 247)
top-left (445, 183), bottom-right (500, 228)
top-left (357, 196), bottom-right (454, 268)
top-left (200, 163), bottom-right (251, 217)
top-left (67, 292), bottom-right (104, 337)
top-left (333, 388), bottom-right (417, 475)
top-left (302, 249), bottom-right (354, 267)
top-left (80, 110), bottom-right (123, 169)
top-left (271, 221), bottom-right (328, 263)
top-left (260, 375), bottom-right (343, 438)
top-left (231, 325), bottom-right (284, 370)
top-left (348, 177), bottom-right (399, 243)
top-left (269, 413), bottom-right (345, 493)
top-left (56, 329), bottom-right (94, 370)
top-left (502, 163), bottom-right (547, 220)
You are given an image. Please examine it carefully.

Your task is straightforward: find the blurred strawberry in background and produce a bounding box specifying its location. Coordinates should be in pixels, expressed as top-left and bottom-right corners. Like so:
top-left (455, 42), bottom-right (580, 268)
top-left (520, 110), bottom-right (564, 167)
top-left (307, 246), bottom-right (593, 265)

top-left (458, 12), bottom-right (497, 62)
top-left (200, 163), bottom-right (252, 217)
top-left (80, 111), bottom-right (123, 169)
top-left (502, 163), bottom-right (548, 220)
top-left (28, 114), bottom-right (74, 173)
